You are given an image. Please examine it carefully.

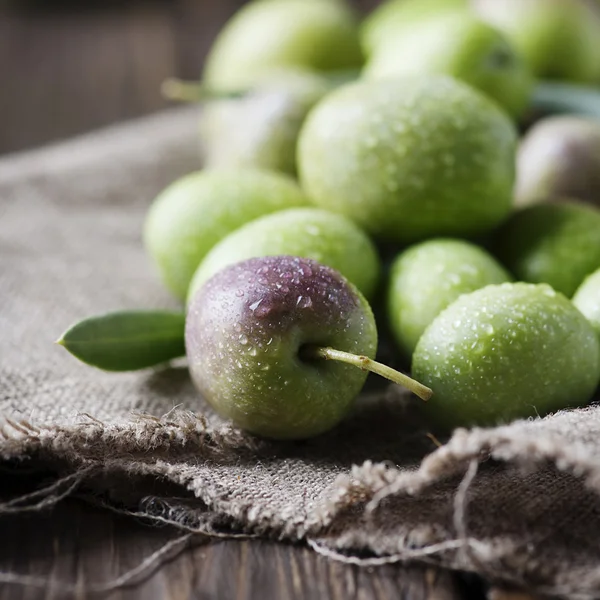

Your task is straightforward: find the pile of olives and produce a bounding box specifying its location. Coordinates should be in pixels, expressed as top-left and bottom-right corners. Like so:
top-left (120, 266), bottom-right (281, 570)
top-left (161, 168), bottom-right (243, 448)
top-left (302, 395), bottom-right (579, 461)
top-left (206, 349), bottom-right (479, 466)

top-left (60, 0), bottom-right (600, 440)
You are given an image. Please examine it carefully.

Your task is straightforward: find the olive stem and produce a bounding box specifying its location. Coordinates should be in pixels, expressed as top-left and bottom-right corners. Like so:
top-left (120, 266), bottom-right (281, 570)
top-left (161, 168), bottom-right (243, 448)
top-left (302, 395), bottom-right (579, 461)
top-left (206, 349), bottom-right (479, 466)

top-left (161, 78), bottom-right (202, 102)
top-left (306, 346), bottom-right (433, 402)
top-left (160, 78), bottom-right (245, 103)
top-left (161, 69), bottom-right (362, 104)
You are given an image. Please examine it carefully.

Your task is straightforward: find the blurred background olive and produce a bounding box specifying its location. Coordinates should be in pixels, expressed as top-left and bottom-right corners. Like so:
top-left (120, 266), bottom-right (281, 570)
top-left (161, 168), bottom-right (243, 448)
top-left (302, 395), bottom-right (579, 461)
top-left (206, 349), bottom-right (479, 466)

top-left (516, 116), bottom-right (600, 207)
top-left (472, 0), bottom-right (600, 84)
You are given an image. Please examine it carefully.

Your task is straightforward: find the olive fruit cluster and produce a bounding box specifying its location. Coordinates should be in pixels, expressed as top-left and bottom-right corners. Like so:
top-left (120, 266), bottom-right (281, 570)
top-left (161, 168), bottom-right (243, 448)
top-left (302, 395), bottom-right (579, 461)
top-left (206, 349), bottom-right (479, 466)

top-left (59, 0), bottom-right (600, 441)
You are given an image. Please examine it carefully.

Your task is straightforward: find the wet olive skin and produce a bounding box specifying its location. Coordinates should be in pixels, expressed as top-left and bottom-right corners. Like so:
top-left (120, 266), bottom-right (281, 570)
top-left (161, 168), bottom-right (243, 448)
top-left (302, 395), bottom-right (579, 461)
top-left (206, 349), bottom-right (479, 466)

top-left (494, 202), bottom-right (600, 298)
top-left (187, 207), bottom-right (381, 305)
top-left (413, 282), bottom-right (600, 430)
top-left (298, 75), bottom-right (517, 243)
top-left (144, 169), bottom-right (309, 301)
top-left (388, 239), bottom-right (512, 357)
top-left (185, 256), bottom-right (377, 440)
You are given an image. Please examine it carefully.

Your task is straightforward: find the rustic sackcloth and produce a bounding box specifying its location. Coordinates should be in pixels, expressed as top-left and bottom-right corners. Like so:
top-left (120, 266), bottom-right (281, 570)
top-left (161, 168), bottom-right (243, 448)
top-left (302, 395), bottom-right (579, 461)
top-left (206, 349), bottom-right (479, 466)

top-left (2, 107), bottom-right (600, 599)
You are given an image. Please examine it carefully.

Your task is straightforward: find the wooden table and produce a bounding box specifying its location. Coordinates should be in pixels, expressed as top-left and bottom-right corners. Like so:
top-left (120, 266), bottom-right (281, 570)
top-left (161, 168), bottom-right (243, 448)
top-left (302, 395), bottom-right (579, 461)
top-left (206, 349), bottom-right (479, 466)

top-left (0, 495), bottom-right (474, 600)
top-left (0, 0), bottom-right (381, 156)
top-left (0, 3), bottom-right (537, 598)
top-left (0, 463), bottom-right (536, 599)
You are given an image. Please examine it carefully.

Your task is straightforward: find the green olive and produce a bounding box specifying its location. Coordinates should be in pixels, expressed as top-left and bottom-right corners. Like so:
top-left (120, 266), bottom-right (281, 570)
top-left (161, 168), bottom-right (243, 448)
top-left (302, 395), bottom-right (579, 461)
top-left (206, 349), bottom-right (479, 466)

top-left (493, 201), bottom-right (600, 297)
top-left (573, 268), bottom-right (600, 345)
top-left (413, 282), bottom-right (600, 430)
top-left (297, 75), bottom-right (517, 243)
top-left (388, 239), bottom-right (511, 357)
top-left (144, 169), bottom-right (309, 301)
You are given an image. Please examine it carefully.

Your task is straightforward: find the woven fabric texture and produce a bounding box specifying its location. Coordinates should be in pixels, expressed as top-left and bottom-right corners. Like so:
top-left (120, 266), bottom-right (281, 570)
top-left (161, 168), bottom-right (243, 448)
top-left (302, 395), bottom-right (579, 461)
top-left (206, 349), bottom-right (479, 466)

top-left (2, 108), bottom-right (600, 599)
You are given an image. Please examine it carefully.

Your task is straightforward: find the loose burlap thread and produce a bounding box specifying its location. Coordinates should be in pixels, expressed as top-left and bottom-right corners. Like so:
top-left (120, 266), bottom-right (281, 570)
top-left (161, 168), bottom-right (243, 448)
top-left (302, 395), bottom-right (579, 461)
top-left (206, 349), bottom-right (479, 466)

top-left (2, 108), bottom-right (600, 599)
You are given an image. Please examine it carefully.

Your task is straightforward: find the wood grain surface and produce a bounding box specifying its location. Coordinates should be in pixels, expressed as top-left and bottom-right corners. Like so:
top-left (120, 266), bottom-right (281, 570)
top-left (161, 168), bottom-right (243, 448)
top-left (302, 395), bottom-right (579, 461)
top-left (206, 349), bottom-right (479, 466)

top-left (0, 468), bottom-right (540, 600)
top-left (0, 0), bottom-right (380, 155)
top-left (0, 495), bottom-right (476, 600)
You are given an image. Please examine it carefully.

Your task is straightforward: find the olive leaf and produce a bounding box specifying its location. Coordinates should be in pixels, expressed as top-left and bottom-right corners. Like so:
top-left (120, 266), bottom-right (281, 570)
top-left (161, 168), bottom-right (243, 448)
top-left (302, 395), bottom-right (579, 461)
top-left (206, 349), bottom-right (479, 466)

top-left (56, 310), bottom-right (186, 372)
top-left (532, 82), bottom-right (600, 120)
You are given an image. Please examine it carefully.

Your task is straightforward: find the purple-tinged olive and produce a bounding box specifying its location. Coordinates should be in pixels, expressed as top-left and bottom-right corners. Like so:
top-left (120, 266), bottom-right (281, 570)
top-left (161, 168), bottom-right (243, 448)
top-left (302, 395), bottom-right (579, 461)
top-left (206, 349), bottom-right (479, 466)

top-left (186, 256), bottom-right (430, 440)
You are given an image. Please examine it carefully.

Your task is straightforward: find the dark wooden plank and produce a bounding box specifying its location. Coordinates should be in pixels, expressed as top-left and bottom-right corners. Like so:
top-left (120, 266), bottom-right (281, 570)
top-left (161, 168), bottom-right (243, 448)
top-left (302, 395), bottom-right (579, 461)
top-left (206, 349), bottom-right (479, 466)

top-left (488, 590), bottom-right (541, 600)
top-left (0, 3), bottom-right (179, 155)
top-left (0, 497), bottom-right (474, 600)
top-left (0, 0), bottom-right (254, 155)
top-left (169, 0), bottom-right (245, 80)
top-left (0, 0), bottom-right (384, 155)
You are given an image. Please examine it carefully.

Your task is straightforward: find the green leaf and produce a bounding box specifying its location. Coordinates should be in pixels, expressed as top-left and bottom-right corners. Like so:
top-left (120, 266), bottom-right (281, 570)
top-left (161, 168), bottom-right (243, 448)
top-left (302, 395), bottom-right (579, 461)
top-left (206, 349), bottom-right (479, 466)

top-left (532, 82), bottom-right (600, 120)
top-left (56, 310), bottom-right (186, 372)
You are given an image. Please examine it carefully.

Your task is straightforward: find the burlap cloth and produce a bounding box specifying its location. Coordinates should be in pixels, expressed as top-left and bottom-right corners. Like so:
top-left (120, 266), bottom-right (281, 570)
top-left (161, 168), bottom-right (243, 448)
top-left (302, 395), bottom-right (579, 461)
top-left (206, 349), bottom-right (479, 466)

top-left (2, 107), bottom-right (600, 599)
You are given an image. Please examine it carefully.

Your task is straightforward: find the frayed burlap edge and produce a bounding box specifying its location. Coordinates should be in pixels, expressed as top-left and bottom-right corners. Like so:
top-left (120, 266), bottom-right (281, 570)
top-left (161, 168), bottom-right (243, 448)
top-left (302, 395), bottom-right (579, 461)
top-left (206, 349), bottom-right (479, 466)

top-left (3, 407), bottom-right (600, 599)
